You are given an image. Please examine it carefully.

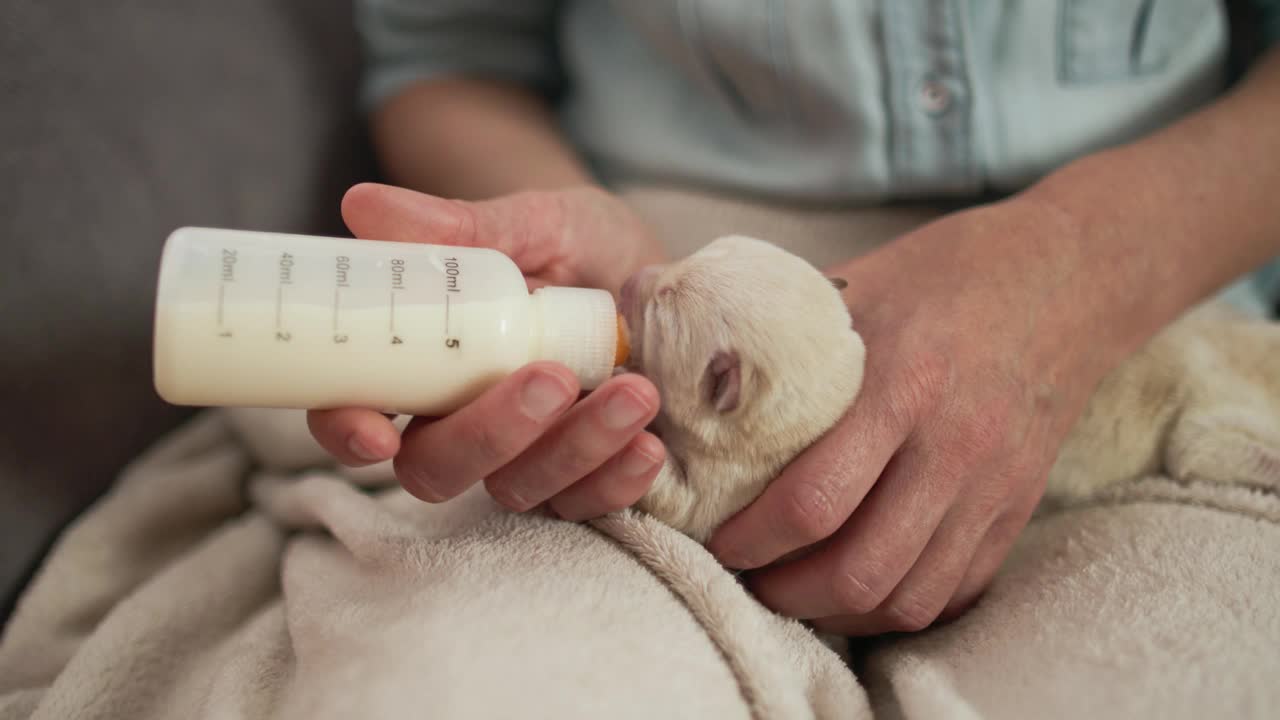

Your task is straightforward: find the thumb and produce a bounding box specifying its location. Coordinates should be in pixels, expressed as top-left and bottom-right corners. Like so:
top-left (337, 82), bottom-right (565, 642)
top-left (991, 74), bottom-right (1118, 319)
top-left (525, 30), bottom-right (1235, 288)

top-left (340, 183), bottom-right (563, 273)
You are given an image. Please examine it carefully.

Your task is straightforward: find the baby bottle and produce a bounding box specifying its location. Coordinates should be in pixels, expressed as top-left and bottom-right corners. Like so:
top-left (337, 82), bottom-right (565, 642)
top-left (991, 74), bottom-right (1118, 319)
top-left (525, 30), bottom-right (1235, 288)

top-left (153, 227), bottom-right (628, 416)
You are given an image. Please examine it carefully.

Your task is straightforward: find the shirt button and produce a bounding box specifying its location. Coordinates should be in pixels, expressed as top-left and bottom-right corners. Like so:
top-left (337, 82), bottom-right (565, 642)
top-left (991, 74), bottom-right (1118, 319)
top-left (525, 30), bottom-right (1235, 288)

top-left (917, 78), bottom-right (952, 115)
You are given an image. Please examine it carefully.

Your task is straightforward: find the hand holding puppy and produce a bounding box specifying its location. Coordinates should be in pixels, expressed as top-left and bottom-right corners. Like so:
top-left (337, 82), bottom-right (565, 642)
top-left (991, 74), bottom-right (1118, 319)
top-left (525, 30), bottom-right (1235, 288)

top-left (709, 199), bottom-right (1109, 636)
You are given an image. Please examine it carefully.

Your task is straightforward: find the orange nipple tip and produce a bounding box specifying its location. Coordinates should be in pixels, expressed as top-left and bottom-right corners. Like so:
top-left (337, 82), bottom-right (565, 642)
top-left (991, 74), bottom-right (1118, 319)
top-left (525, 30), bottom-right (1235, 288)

top-left (615, 314), bottom-right (631, 367)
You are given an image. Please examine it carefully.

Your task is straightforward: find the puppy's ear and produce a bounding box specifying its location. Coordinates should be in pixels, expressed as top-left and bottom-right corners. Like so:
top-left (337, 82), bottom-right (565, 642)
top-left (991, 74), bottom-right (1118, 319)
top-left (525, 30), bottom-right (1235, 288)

top-left (828, 277), bottom-right (848, 290)
top-left (705, 350), bottom-right (741, 413)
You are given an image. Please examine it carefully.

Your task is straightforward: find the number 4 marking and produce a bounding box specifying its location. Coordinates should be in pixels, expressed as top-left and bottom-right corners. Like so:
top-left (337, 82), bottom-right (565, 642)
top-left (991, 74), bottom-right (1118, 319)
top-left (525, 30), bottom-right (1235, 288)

top-left (391, 336), bottom-right (404, 345)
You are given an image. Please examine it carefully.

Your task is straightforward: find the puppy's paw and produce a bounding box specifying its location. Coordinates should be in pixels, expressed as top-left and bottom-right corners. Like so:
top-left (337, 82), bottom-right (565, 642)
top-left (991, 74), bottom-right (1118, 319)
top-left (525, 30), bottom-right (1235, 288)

top-left (1166, 407), bottom-right (1280, 489)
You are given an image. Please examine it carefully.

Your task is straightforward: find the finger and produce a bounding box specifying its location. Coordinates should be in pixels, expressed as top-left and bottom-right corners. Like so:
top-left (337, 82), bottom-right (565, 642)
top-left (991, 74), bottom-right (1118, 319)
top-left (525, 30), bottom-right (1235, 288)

top-left (484, 374), bottom-right (660, 511)
top-left (746, 439), bottom-right (964, 619)
top-left (340, 183), bottom-right (563, 273)
top-left (394, 362), bottom-right (579, 502)
top-left (547, 432), bottom-right (666, 522)
top-left (307, 408), bottom-right (401, 466)
top-left (706, 378), bottom-right (908, 570)
top-left (938, 500), bottom-right (1036, 622)
top-left (810, 499), bottom-right (997, 636)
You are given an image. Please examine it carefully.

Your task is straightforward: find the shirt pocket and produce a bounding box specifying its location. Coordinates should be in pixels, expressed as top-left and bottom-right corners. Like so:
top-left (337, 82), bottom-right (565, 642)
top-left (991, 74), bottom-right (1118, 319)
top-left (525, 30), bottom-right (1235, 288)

top-left (1058, 0), bottom-right (1217, 84)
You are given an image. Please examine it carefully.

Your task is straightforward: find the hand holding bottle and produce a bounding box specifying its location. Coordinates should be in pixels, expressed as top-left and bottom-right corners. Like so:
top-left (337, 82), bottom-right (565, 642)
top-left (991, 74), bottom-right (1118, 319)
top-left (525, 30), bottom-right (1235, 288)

top-left (308, 183), bottom-right (669, 520)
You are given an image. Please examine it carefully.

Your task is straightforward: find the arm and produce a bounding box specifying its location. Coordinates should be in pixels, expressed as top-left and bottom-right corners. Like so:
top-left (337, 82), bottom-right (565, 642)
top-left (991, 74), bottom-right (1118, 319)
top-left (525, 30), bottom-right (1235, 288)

top-left (1028, 44), bottom-right (1280, 366)
top-left (354, 0), bottom-right (588, 198)
top-left (707, 47), bottom-right (1280, 636)
top-left (372, 77), bottom-right (595, 200)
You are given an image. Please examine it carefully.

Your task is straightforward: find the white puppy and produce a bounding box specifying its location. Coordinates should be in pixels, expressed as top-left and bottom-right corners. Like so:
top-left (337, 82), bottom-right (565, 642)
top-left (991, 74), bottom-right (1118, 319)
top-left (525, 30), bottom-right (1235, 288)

top-left (620, 235), bottom-right (865, 541)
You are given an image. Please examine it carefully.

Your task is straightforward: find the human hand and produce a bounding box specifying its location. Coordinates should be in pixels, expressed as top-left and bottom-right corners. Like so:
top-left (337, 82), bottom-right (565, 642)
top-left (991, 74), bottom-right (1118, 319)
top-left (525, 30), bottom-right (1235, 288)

top-left (707, 198), bottom-right (1113, 635)
top-left (308, 183), bottom-right (669, 519)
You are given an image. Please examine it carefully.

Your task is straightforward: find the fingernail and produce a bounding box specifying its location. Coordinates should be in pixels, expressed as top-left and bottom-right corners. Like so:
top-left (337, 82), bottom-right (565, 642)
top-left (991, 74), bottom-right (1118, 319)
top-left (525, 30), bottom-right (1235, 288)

top-left (602, 388), bottom-right (651, 430)
top-left (621, 444), bottom-right (662, 476)
top-left (521, 372), bottom-right (573, 420)
top-left (348, 435), bottom-right (381, 462)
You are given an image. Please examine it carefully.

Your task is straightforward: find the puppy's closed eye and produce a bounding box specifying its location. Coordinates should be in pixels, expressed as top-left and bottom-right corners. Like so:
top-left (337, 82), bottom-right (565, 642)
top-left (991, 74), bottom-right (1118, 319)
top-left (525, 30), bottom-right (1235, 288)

top-left (828, 277), bottom-right (848, 290)
top-left (705, 350), bottom-right (741, 413)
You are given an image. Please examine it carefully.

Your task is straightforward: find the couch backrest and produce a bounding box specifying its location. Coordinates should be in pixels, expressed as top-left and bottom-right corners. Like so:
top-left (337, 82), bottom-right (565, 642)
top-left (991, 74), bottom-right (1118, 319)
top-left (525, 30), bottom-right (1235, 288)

top-left (0, 0), bottom-right (373, 619)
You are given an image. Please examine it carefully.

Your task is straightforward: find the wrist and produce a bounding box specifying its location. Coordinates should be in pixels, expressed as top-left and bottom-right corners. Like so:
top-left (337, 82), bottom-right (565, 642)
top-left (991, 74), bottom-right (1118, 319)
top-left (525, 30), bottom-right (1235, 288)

top-left (1003, 192), bottom-right (1134, 384)
top-left (1017, 151), bottom-right (1205, 367)
top-left (838, 195), bottom-right (1131, 389)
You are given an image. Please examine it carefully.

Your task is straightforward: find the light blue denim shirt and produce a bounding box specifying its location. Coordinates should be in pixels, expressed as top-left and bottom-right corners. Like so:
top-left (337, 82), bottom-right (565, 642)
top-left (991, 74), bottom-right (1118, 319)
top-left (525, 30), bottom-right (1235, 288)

top-left (356, 0), bottom-right (1280, 313)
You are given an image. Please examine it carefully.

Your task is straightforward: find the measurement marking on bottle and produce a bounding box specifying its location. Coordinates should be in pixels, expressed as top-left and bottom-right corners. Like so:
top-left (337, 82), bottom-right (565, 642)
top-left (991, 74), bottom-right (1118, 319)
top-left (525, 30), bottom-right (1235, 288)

top-left (389, 292), bottom-right (397, 332)
top-left (443, 294), bottom-right (460, 349)
top-left (275, 285), bottom-right (284, 329)
top-left (217, 282), bottom-right (226, 327)
top-left (336, 255), bottom-right (351, 288)
top-left (333, 288), bottom-right (342, 332)
top-left (391, 258), bottom-right (405, 291)
top-left (444, 257), bottom-right (461, 293)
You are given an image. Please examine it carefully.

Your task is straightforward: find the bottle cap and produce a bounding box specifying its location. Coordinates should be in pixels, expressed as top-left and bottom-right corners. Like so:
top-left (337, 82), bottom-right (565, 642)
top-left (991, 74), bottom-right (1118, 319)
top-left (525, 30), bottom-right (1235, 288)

top-left (531, 287), bottom-right (624, 390)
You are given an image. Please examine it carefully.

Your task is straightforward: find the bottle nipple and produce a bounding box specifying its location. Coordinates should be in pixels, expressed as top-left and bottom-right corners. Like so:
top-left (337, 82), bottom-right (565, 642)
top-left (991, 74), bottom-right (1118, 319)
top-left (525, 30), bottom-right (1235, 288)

top-left (615, 314), bottom-right (631, 367)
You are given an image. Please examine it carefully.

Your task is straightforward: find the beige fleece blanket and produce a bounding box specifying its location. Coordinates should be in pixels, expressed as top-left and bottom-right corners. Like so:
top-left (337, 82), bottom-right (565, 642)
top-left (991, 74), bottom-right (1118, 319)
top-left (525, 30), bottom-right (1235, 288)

top-left (0, 408), bottom-right (868, 719)
top-left (3, 188), bottom-right (1278, 718)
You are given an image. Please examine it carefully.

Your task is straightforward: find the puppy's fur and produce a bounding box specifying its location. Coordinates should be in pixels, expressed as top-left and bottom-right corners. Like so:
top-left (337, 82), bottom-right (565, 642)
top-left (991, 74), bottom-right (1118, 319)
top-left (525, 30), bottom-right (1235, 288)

top-left (624, 236), bottom-right (1280, 541)
top-left (621, 236), bottom-right (865, 541)
top-left (1045, 301), bottom-right (1280, 507)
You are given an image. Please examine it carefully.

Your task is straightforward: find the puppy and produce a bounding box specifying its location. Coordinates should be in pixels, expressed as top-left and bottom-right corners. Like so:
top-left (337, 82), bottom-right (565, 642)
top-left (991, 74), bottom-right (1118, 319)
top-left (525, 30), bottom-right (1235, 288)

top-left (1045, 301), bottom-right (1280, 507)
top-left (622, 235), bottom-right (1280, 541)
top-left (620, 235), bottom-right (865, 542)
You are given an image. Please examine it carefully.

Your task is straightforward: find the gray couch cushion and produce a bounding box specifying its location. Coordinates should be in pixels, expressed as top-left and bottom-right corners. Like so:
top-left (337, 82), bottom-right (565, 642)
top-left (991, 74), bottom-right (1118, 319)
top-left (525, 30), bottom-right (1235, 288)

top-left (0, 0), bottom-right (372, 618)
